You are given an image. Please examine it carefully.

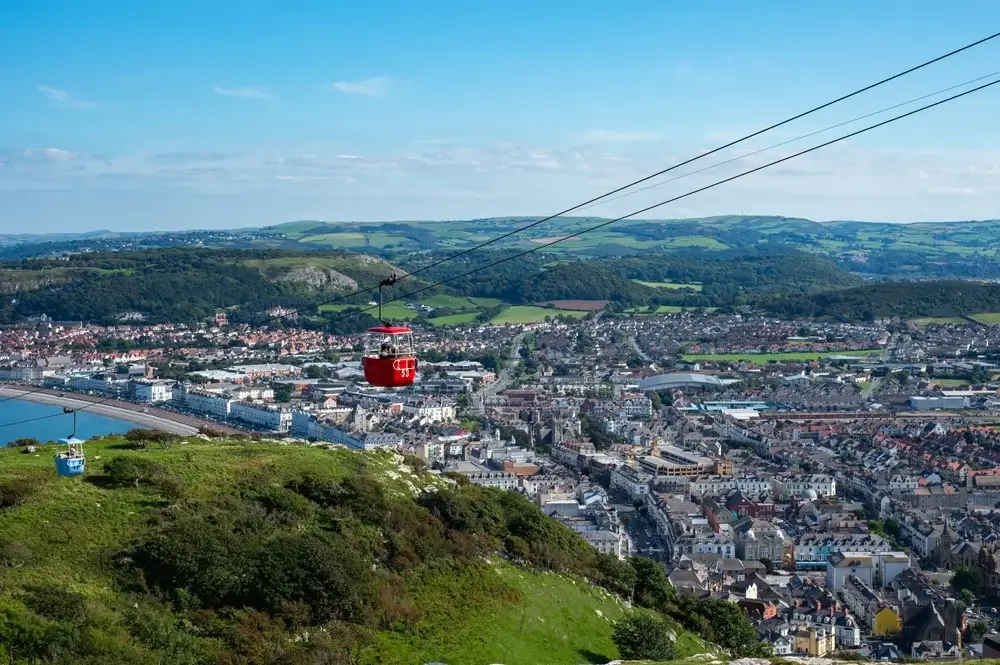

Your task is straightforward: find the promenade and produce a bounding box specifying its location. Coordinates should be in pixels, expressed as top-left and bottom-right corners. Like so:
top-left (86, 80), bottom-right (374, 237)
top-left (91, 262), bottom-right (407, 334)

top-left (0, 386), bottom-right (240, 436)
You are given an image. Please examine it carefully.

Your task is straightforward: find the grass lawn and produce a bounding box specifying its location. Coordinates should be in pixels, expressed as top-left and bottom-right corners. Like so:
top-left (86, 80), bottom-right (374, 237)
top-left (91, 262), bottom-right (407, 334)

top-left (418, 294), bottom-right (503, 310)
top-left (318, 302), bottom-right (416, 320)
top-left (490, 305), bottom-right (588, 324)
top-left (635, 280), bottom-right (703, 291)
top-left (626, 305), bottom-right (716, 314)
top-left (911, 317), bottom-right (968, 326)
top-left (682, 349), bottom-right (884, 363)
top-left (972, 312), bottom-right (1000, 325)
top-left (364, 563), bottom-right (628, 665)
top-left (930, 378), bottom-right (971, 387)
top-left (428, 312), bottom-right (480, 326)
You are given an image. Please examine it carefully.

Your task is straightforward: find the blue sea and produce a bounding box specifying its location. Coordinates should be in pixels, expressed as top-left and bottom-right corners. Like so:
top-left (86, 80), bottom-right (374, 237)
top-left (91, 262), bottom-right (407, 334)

top-left (0, 399), bottom-right (139, 446)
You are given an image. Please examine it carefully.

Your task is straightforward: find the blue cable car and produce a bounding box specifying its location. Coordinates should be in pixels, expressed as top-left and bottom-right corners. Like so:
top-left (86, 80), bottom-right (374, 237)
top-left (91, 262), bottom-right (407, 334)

top-left (54, 408), bottom-right (85, 476)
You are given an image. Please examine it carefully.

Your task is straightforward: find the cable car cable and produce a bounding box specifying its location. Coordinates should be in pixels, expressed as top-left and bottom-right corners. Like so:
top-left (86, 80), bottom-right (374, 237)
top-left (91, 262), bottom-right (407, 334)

top-left (572, 69), bottom-right (1000, 214)
top-left (0, 395), bottom-right (118, 431)
top-left (322, 76), bottom-right (1000, 323)
top-left (254, 30), bottom-right (1000, 325)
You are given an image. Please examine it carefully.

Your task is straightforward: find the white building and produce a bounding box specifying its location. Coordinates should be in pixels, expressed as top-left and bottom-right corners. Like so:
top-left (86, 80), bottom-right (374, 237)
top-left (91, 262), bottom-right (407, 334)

top-left (674, 532), bottom-right (736, 559)
top-left (826, 551), bottom-right (910, 592)
top-left (610, 465), bottom-right (652, 500)
top-left (773, 474), bottom-right (837, 500)
top-left (794, 533), bottom-right (889, 565)
top-left (582, 529), bottom-right (624, 558)
top-left (291, 409), bottom-right (366, 449)
top-left (826, 553), bottom-right (874, 593)
top-left (689, 474), bottom-right (772, 498)
top-left (622, 394), bottom-right (653, 418)
top-left (403, 399), bottom-right (456, 423)
top-left (180, 389), bottom-right (233, 418)
top-left (363, 433), bottom-right (403, 450)
top-left (465, 471), bottom-right (518, 491)
top-left (230, 402), bottom-right (291, 432)
top-left (133, 379), bottom-right (174, 403)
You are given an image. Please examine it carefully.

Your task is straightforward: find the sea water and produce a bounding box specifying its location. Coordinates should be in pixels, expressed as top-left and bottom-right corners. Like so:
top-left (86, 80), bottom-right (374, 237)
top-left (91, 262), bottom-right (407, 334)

top-left (0, 399), bottom-right (138, 446)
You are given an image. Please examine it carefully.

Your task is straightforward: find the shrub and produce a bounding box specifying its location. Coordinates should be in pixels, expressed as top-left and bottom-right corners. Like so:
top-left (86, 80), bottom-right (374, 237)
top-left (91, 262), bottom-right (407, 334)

top-left (0, 540), bottom-right (31, 568)
top-left (8, 437), bottom-right (40, 449)
top-left (22, 585), bottom-right (88, 623)
top-left (612, 611), bottom-right (676, 661)
top-left (0, 474), bottom-right (46, 508)
top-left (103, 456), bottom-right (167, 487)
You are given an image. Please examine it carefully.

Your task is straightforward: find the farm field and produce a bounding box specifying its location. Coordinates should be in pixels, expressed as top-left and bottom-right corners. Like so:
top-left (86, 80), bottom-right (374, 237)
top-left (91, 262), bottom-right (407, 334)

top-left (625, 305), bottom-right (713, 314)
top-left (681, 349), bottom-right (884, 363)
top-left (299, 232), bottom-right (411, 248)
top-left (536, 299), bottom-right (609, 311)
top-left (635, 280), bottom-right (703, 291)
top-left (910, 317), bottom-right (968, 326)
top-left (929, 378), bottom-right (972, 387)
top-left (427, 312), bottom-right (480, 326)
top-left (318, 302), bottom-right (415, 320)
top-left (490, 305), bottom-right (589, 324)
top-left (971, 312), bottom-right (1000, 325)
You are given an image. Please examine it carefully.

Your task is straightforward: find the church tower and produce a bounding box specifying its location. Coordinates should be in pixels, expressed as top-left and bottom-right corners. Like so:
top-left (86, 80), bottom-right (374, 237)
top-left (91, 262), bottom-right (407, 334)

top-left (935, 513), bottom-right (954, 569)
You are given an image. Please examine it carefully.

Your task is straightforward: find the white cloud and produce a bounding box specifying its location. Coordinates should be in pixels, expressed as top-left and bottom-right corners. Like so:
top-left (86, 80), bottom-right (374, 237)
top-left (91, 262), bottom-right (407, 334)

top-left (582, 130), bottom-right (660, 142)
top-left (928, 186), bottom-right (976, 195)
top-left (212, 85), bottom-right (274, 100)
top-left (330, 77), bottom-right (392, 97)
top-left (4, 142), bottom-right (1000, 228)
top-left (22, 148), bottom-right (75, 161)
top-left (37, 85), bottom-right (96, 109)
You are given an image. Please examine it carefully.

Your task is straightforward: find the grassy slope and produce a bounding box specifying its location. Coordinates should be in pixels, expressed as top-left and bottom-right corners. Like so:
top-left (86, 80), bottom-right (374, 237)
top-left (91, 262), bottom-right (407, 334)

top-left (0, 437), bottom-right (710, 665)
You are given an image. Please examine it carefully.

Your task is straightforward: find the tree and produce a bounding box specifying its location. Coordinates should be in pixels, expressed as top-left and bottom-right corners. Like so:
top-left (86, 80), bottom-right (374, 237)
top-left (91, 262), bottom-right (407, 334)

top-left (629, 557), bottom-right (674, 610)
top-left (951, 566), bottom-right (982, 596)
top-left (965, 619), bottom-right (989, 645)
top-left (272, 383), bottom-right (293, 403)
top-left (304, 364), bottom-right (327, 379)
top-left (612, 612), bottom-right (676, 661)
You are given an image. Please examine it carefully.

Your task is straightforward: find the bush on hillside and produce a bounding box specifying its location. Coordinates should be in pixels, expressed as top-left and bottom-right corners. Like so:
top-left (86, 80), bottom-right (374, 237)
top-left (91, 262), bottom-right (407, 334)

top-left (0, 540), bottom-right (31, 568)
top-left (7, 437), bottom-right (40, 448)
top-left (103, 456), bottom-right (167, 487)
top-left (612, 611), bottom-right (677, 661)
top-left (0, 473), bottom-right (46, 508)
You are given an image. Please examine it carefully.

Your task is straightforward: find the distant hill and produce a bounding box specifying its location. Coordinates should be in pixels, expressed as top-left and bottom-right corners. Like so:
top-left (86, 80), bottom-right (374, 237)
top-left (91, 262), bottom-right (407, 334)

top-left (0, 249), bottom-right (410, 324)
top-left (6, 215), bottom-right (1000, 279)
top-left (769, 280), bottom-right (1000, 321)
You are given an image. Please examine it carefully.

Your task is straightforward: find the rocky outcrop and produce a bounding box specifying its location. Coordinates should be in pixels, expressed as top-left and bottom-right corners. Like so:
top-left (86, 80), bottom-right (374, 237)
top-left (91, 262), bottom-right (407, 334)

top-left (274, 266), bottom-right (358, 290)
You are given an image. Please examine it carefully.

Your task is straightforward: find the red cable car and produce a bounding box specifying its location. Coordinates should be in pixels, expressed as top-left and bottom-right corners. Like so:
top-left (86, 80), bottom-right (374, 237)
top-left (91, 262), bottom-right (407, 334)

top-left (360, 274), bottom-right (419, 388)
top-left (362, 325), bottom-right (417, 387)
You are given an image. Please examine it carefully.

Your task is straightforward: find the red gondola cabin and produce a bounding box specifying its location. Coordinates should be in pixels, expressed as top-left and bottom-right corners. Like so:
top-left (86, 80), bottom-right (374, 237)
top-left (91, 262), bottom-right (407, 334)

top-left (361, 325), bottom-right (417, 388)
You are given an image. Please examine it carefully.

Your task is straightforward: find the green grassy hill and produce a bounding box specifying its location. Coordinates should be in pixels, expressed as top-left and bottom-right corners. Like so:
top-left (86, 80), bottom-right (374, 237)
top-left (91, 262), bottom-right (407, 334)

top-left (0, 435), bottom-right (725, 665)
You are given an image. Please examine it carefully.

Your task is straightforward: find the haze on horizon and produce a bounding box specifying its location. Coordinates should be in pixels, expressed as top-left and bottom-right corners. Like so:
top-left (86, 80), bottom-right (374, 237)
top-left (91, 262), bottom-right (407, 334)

top-left (3, 0), bottom-right (1000, 233)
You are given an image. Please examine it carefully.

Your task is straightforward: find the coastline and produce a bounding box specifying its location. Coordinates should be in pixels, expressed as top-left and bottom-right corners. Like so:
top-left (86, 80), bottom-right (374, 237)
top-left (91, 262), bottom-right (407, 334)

top-left (0, 386), bottom-right (239, 437)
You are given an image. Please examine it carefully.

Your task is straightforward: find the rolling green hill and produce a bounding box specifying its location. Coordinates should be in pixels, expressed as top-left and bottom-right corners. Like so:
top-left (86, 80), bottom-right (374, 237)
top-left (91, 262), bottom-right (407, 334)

top-left (0, 435), bottom-right (736, 665)
top-left (0, 249), bottom-right (412, 325)
top-left (6, 215), bottom-right (1000, 280)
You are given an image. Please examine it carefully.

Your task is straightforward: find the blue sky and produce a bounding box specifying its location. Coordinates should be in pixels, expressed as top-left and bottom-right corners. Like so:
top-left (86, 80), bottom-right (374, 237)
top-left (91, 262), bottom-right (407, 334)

top-left (3, 0), bottom-right (1000, 232)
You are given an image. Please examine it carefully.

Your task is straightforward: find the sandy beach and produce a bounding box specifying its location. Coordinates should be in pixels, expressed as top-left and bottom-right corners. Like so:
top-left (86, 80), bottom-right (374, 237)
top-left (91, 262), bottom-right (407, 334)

top-left (0, 386), bottom-right (239, 436)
